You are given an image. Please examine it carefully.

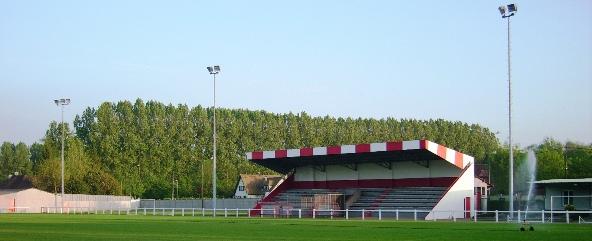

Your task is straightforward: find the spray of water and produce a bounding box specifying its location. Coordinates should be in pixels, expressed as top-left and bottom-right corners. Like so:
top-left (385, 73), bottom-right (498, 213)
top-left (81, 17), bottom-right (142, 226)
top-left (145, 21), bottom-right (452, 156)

top-left (524, 150), bottom-right (537, 219)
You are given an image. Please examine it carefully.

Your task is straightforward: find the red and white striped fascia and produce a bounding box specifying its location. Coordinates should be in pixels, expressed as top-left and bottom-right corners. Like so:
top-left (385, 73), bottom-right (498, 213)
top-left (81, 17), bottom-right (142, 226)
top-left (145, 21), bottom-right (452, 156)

top-left (245, 140), bottom-right (474, 169)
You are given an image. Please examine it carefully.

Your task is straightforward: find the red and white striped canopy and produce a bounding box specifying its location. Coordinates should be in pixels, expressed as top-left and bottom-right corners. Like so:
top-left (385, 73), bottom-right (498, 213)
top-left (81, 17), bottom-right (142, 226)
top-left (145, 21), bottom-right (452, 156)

top-left (246, 139), bottom-right (474, 169)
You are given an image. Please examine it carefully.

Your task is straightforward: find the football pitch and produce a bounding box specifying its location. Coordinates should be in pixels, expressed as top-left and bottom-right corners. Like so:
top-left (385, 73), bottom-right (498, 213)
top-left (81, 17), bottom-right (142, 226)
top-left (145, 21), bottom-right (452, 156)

top-left (0, 214), bottom-right (591, 241)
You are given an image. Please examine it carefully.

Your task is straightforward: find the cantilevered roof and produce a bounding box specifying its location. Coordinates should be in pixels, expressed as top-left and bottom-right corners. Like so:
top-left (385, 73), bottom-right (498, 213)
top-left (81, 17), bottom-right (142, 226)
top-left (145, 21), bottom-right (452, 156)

top-left (246, 140), bottom-right (474, 174)
top-left (531, 178), bottom-right (592, 184)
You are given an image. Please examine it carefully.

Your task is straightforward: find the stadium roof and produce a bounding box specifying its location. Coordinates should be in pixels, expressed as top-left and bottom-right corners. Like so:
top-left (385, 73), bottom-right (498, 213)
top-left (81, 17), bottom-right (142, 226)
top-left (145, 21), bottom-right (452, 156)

top-left (246, 140), bottom-right (474, 174)
top-left (531, 178), bottom-right (592, 184)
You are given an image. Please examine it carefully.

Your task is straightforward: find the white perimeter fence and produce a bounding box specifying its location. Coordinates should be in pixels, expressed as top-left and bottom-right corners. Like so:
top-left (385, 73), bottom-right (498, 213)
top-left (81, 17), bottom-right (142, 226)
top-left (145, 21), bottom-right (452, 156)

top-left (0, 208), bottom-right (587, 224)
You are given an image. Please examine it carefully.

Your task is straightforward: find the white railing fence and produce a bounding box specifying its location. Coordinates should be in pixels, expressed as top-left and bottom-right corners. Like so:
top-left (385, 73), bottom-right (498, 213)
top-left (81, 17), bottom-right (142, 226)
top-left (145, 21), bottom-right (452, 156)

top-left (0, 207), bottom-right (29, 213)
top-left (2, 207), bottom-right (586, 224)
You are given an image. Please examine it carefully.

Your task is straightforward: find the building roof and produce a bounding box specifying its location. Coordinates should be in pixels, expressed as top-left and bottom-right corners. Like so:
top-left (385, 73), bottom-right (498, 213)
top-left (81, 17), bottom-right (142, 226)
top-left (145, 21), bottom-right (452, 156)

top-left (245, 140), bottom-right (474, 173)
top-left (0, 175), bottom-right (33, 190)
top-left (474, 178), bottom-right (491, 188)
top-left (531, 178), bottom-right (592, 184)
top-left (239, 174), bottom-right (283, 196)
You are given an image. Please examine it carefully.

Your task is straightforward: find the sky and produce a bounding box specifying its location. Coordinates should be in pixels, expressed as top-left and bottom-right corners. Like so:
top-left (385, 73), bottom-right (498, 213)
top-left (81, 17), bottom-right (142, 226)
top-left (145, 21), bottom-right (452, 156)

top-left (0, 0), bottom-right (591, 147)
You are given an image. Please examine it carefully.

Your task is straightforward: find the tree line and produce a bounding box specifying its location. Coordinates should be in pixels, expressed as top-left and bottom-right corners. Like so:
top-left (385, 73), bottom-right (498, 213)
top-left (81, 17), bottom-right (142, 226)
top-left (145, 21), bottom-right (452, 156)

top-left (1, 98), bottom-right (590, 198)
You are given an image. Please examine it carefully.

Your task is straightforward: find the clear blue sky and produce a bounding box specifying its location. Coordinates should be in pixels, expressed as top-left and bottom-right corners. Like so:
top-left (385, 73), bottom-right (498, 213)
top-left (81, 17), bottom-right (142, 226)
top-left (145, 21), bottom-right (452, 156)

top-left (1, 0), bottom-right (591, 147)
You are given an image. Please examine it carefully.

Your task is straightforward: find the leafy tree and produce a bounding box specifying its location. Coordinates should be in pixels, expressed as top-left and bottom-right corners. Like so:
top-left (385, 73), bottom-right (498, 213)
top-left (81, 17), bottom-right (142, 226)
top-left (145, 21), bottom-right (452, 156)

top-left (0, 142), bottom-right (16, 179)
top-left (32, 158), bottom-right (61, 194)
top-left (564, 142), bottom-right (592, 179)
top-left (535, 138), bottom-right (565, 180)
top-left (30, 142), bottom-right (45, 171)
top-left (14, 142), bottom-right (32, 175)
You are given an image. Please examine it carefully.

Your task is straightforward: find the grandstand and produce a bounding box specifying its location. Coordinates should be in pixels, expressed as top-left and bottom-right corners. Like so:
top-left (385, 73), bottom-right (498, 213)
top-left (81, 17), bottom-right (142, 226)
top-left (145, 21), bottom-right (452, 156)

top-left (246, 140), bottom-right (475, 220)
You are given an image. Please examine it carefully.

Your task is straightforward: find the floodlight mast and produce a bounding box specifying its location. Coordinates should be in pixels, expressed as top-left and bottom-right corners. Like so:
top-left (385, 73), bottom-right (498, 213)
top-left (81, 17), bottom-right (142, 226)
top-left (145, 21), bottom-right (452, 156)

top-left (206, 65), bottom-right (220, 212)
top-left (54, 98), bottom-right (70, 209)
top-left (499, 3), bottom-right (517, 217)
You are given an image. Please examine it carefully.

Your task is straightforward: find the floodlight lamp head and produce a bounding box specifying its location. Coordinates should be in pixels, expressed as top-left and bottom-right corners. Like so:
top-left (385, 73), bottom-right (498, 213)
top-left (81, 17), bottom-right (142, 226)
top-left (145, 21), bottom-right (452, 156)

top-left (207, 65), bottom-right (220, 74)
top-left (507, 4), bottom-right (517, 13)
top-left (498, 5), bottom-right (507, 15)
top-left (54, 98), bottom-right (70, 106)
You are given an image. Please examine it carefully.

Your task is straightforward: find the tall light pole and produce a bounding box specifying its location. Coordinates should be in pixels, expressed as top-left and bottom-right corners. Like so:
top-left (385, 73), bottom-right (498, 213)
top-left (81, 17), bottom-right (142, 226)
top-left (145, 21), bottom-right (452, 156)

top-left (498, 3), bottom-right (517, 215)
top-left (54, 98), bottom-right (70, 205)
top-left (206, 65), bottom-right (220, 210)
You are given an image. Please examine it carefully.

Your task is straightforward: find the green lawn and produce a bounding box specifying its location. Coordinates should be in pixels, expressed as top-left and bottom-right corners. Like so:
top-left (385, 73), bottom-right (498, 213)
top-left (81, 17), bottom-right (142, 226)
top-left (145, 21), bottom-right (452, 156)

top-left (0, 214), bottom-right (590, 241)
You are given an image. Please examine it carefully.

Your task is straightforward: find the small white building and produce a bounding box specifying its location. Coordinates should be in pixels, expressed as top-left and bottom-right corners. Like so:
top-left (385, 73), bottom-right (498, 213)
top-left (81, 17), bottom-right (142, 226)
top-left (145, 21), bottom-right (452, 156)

top-left (532, 178), bottom-right (592, 211)
top-left (474, 177), bottom-right (491, 211)
top-left (0, 175), bottom-right (57, 213)
top-left (233, 174), bottom-right (283, 199)
top-left (0, 175), bottom-right (139, 213)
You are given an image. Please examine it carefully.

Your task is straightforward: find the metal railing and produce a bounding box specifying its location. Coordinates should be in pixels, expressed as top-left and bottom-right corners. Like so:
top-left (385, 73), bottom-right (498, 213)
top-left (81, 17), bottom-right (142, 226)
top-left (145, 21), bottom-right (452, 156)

top-left (0, 207), bottom-right (29, 213)
top-left (23, 207), bottom-right (592, 224)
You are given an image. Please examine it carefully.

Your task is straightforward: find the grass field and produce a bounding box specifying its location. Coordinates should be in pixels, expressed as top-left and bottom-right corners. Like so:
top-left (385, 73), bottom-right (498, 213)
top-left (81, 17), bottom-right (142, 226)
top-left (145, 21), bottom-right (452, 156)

top-left (0, 214), bottom-right (591, 241)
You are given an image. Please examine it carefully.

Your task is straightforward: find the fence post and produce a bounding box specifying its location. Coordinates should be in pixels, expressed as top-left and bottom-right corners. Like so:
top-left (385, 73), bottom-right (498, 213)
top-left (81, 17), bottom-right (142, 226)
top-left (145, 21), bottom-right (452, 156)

top-left (172, 209), bottom-right (175, 216)
top-left (541, 210), bottom-right (545, 223)
top-left (192, 208), bottom-right (195, 217)
top-left (396, 209), bottom-right (399, 221)
top-left (566, 210), bottom-right (570, 224)
top-left (362, 209), bottom-right (365, 220)
top-left (331, 209), bottom-right (334, 219)
top-left (182, 208), bottom-right (185, 216)
top-left (248, 209), bottom-right (251, 218)
top-left (144, 208), bottom-right (146, 216)
top-left (225, 208), bottom-right (228, 218)
top-left (202, 208), bottom-right (205, 217)
top-left (162, 208), bottom-right (165, 216)
top-left (414, 210), bottom-right (417, 221)
top-left (236, 208), bottom-right (239, 218)
top-left (379, 209), bottom-right (382, 220)
top-left (346, 209), bottom-right (349, 220)
top-left (495, 210), bottom-right (498, 222)
top-left (273, 208), bottom-right (276, 218)
top-left (474, 211), bottom-right (477, 222)
top-left (298, 209), bottom-right (301, 219)
top-left (313, 209), bottom-right (316, 219)
top-left (518, 210), bottom-right (521, 223)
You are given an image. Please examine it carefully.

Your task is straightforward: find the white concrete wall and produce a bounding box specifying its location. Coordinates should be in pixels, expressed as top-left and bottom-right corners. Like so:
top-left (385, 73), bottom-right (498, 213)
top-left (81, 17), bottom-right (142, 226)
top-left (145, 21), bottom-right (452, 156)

top-left (0, 189), bottom-right (138, 213)
top-left (295, 166), bottom-right (314, 181)
top-left (392, 161), bottom-right (430, 179)
top-left (326, 165), bottom-right (357, 180)
top-left (313, 166), bottom-right (327, 182)
top-left (294, 160), bottom-right (460, 181)
top-left (425, 164), bottom-right (475, 220)
top-left (141, 198), bottom-right (259, 209)
top-left (429, 160), bottom-right (462, 177)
